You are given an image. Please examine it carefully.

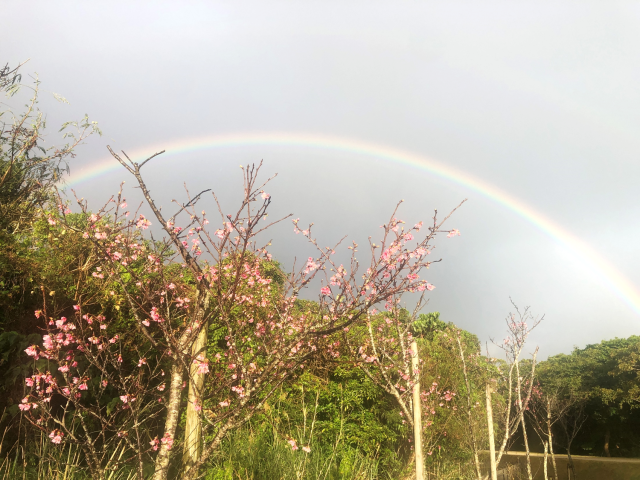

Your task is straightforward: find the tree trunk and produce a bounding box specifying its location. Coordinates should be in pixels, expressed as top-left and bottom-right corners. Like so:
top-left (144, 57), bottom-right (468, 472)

top-left (515, 360), bottom-right (533, 480)
top-left (547, 397), bottom-right (558, 480)
top-left (567, 440), bottom-right (576, 480)
top-left (543, 441), bottom-right (549, 480)
top-left (456, 336), bottom-right (482, 480)
top-left (520, 409), bottom-right (533, 480)
top-left (486, 382), bottom-right (497, 480)
top-left (411, 341), bottom-right (424, 480)
top-left (604, 428), bottom-right (611, 457)
top-left (183, 324), bottom-right (208, 469)
top-left (472, 450), bottom-right (481, 480)
top-left (153, 363), bottom-right (185, 480)
top-left (549, 439), bottom-right (558, 480)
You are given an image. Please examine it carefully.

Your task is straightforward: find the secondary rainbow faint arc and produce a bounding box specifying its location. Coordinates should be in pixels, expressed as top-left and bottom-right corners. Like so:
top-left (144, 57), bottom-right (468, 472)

top-left (67, 131), bottom-right (640, 316)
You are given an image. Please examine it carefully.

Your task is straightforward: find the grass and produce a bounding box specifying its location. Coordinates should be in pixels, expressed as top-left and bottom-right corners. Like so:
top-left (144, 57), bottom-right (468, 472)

top-left (0, 430), bottom-right (137, 480)
top-left (204, 424), bottom-right (381, 480)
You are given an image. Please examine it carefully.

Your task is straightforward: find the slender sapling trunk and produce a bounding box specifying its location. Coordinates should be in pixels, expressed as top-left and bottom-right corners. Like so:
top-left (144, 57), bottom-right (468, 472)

top-left (411, 340), bottom-right (424, 480)
top-left (456, 335), bottom-right (482, 480)
top-left (486, 382), bottom-right (497, 480)
top-left (547, 397), bottom-right (558, 480)
top-left (183, 322), bottom-right (208, 469)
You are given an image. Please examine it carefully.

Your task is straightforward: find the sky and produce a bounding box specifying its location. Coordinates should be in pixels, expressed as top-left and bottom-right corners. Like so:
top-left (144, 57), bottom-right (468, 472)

top-left (4, 1), bottom-right (640, 358)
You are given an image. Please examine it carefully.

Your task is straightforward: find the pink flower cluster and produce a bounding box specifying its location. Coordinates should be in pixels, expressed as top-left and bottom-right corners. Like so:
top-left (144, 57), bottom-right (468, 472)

top-left (160, 432), bottom-right (173, 450)
top-left (49, 429), bottom-right (64, 444)
top-left (149, 433), bottom-right (173, 451)
top-left (192, 355), bottom-right (209, 374)
top-left (135, 215), bottom-right (151, 229)
top-left (18, 397), bottom-right (38, 411)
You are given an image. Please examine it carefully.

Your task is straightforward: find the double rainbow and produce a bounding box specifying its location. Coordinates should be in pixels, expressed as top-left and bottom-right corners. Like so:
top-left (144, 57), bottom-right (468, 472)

top-left (67, 132), bottom-right (640, 317)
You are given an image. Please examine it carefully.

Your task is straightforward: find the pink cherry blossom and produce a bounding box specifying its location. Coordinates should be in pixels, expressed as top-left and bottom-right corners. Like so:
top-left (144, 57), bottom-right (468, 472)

top-left (161, 432), bottom-right (173, 450)
top-left (193, 355), bottom-right (209, 374)
top-left (136, 215), bottom-right (151, 229)
top-left (304, 257), bottom-right (319, 273)
top-left (24, 345), bottom-right (39, 359)
top-left (49, 430), bottom-right (64, 444)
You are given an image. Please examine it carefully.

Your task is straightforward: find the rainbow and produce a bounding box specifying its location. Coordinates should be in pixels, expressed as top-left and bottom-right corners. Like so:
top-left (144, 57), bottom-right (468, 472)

top-left (67, 131), bottom-right (640, 316)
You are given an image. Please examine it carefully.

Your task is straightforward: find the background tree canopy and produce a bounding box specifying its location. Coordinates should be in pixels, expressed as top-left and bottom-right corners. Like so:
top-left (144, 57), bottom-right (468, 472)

top-left (536, 336), bottom-right (640, 458)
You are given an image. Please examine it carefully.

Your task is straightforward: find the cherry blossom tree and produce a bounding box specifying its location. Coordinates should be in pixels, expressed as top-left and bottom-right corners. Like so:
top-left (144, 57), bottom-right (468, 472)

top-left (455, 328), bottom-right (485, 480)
top-left (485, 304), bottom-right (542, 480)
top-left (527, 385), bottom-right (570, 480)
top-left (345, 304), bottom-right (464, 478)
top-left (22, 148), bottom-right (463, 479)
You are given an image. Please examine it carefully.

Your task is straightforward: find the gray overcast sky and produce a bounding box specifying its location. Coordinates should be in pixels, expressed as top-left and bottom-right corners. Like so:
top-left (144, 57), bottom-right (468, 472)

top-left (4, 1), bottom-right (640, 358)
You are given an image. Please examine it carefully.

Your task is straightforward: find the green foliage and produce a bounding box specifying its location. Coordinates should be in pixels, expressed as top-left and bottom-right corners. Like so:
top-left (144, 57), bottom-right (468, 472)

top-left (537, 335), bottom-right (640, 457)
top-left (417, 324), bottom-right (488, 477)
top-left (202, 363), bottom-right (405, 479)
top-left (0, 331), bottom-right (41, 394)
top-left (0, 65), bottom-right (99, 238)
top-left (295, 368), bottom-right (405, 470)
top-left (204, 423), bottom-right (380, 480)
top-left (411, 311), bottom-right (446, 337)
top-left (0, 61), bottom-right (101, 342)
top-left (202, 366), bottom-right (408, 478)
